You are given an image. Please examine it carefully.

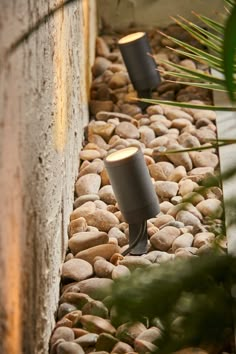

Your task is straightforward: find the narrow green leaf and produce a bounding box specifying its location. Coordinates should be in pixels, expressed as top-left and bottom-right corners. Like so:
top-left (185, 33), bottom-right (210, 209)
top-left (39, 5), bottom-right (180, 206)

top-left (159, 31), bottom-right (222, 64)
top-left (167, 47), bottom-right (223, 71)
top-left (223, 4), bottom-right (236, 101)
top-left (169, 46), bottom-right (236, 71)
top-left (159, 59), bottom-right (231, 86)
top-left (160, 70), bottom-right (207, 81)
top-left (166, 80), bottom-right (227, 92)
top-left (161, 140), bottom-right (236, 155)
top-left (160, 69), bottom-right (228, 89)
top-left (178, 16), bottom-right (223, 44)
top-left (173, 18), bottom-right (222, 53)
top-left (193, 13), bottom-right (225, 34)
top-left (138, 98), bottom-right (236, 111)
top-left (224, 0), bottom-right (235, 8)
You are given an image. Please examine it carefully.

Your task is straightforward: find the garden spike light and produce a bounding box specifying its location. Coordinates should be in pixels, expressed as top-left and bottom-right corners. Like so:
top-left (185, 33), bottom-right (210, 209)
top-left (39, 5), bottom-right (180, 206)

top-left (118, 32), bottom-right (161, 105)
top-left (104, 147), bottom-right (160, 255)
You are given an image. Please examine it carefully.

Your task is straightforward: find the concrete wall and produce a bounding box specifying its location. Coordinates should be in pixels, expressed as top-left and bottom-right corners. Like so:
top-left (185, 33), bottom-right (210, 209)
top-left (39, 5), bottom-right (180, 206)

top-left (98, 0), bottom-right (224, 30)
top-left (0, 1), bottom-right (96, 353)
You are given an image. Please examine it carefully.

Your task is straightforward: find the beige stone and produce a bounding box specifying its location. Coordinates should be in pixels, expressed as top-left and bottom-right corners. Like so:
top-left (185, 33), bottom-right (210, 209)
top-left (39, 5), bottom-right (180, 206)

top-left (68, 217), bottom-right (87, 237)
top-left (90, 100), bottom-right (114, 116)
top-left (62, 259), bottom-right (93, 282)
top-left (79, 159), bottom-right (104, 177)
top-left (92, 57), bottom-right (112, 77)
top-left (79, 149), bottom-right (102, 161)
top-left (148, 136), bottom-right (169, 148)
top-left (75, 333), bottom-right (99, 348)
top-left (155, 181), bottom-right (179, 199)
top-left (152, 214), bottom-right (175, 228)
top-left (112, 265), bottom-right (131, 279)
top-left (146, 105), bottom-right (164, 115)
top-left (75, 174), bottom-right (101, 196)
top-left (98, 185), bottom-right (116, 205)
top-left (134, 339), bottom-right (157, 354)
top-left (195, 128), bottom-right (216, 143)
top-left (182, 191), bottom-right (204, 205)
top-left (139, 126), bottom-right (155, 146)
top-left (73, 194), bottom-right (100, 208)
top-left (144, 250), bottom-right (174, 263)
top-left (96, 36), bottom-right (110, 57)
top-left (179, 179), bottom-right (198, 196)
top-left (164, 108), bottom-right (193, 122)
top-left (150, 226), bottom-right (180, 251)
top-left (191, 151), bottom-right (218, 168)
top-left (76, 244), bottom-right (120, 264)
top-left (120, 256), bottom-right (151, 271)
top-left (135, 326), bottom-right (161, 342)
top-left (196, 198), bottom-right (222, 217)
top-left (70, 202), bottom-right (96, 221)
top-left (166, 143), bottom-right (193, 171)
top-left (178, 133), bottom-right (201, 148)
top-left (149, 114), bottom-right (171, 128)
top-left (116, 322), bottom-right (147, 345)
top-left (80, 315), bottom-right (116, 335)
top-left (171, 118), bottom-right (192, 129)
top-left (50, 327), bottom-right (75, 346)
top-left (69, 232), bottom-right (109, 254)
top-left (96, 111), bottom-right (133, 122)
top-left (193, 110), bottom-right (216, 121)
top-left (150, 121), bottom-right (168, 135)
top-left (108, 227), bottom-right (128, 247)
top-left (148, 161), bottom-right (174, 181)
top-left (109, 72), bottom-right (129, 89)
top-left (115, 122), bottom-right (140, 139)
top-left (88, 121), bottom-right (116, 142)
top-left (111, 341), bottom-right (134, 353)
top-left (193, 232), bottom-right (215, 248)
top-left (176, 210), bottom-right (202, 228)
top-left (78, 278), bottom-right (113, 301)
top-left (94, 258), bottom-right (115, 278)
top-left (172, 233), bottom-right (194, 252)
top-left (159, 201), bottom-right (173, 213)
top-left (168, 166), bottom-right (186, 182)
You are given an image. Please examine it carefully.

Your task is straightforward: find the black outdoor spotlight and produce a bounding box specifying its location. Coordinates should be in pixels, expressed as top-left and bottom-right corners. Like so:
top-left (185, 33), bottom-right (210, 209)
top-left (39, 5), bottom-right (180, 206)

top-left (104, 147), bottom-right (160, 256)
top-left (118, 32), bottom-right (161, 106)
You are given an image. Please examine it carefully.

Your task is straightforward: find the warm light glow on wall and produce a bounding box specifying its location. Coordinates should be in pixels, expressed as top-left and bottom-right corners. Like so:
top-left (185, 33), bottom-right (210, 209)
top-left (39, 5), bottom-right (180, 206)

top-left (53, 7), bottom-right (70, 152)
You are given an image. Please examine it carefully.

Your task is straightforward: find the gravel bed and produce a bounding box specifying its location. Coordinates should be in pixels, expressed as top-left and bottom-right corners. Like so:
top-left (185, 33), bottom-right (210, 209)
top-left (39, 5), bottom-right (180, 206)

top-left (49, 24), bottom-right (226, 354)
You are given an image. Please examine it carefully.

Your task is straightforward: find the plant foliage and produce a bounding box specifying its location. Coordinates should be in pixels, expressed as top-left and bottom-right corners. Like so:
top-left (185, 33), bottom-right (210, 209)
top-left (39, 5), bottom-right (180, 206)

top-left (111, 254), bottom-right (235, 353)
top-left (139, 1), bottom-right (236, 109)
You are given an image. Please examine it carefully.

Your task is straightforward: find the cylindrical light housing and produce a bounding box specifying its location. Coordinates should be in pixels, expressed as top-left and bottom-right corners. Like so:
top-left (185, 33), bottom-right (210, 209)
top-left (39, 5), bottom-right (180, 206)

top-left (104, 147), bottom-right (159, 224)
top-left (118, 32), bottom-right (161, 94)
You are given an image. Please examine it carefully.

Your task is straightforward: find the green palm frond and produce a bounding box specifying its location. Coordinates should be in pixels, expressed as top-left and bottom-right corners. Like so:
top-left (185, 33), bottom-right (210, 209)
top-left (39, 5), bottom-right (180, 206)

top-left (223, 3), bottom-right (236, 101)
top-left (138, 98), bottom-right (236, 111)
top-left (159, 59), bottom-right (235, 87)
top-left (225, 0), bottom-right (235, 8)
top-left (193, 12), bottom-right (225, 34)
top-left (164, 80), bottom-right (227, 92)
top-left (159, 31), bottom-right (222, 59)
top-left (170, 17), bottom-right (222, 53)
top-left (146, 4), bottom-right (236, 107)
top-left (176, 15), bottom-right (223, 45)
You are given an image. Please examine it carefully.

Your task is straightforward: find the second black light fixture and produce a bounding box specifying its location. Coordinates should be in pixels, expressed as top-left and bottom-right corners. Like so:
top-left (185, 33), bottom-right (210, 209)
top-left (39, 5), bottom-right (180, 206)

top-left (118, 31), bottom-right (161, 103)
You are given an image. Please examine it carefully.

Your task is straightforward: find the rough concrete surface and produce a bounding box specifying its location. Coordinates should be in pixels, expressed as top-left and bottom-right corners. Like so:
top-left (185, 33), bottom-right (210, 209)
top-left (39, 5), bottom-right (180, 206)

top-left (0, 1), bottom-right (96, 353)
top-left (97, 0), bottom-right (224, 30)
